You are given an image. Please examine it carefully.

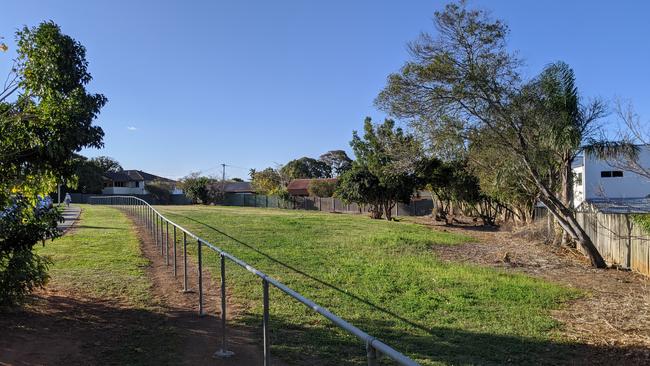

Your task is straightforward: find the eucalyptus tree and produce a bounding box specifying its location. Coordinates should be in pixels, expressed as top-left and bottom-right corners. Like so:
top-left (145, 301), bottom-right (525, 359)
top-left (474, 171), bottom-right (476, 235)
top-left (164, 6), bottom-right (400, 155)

top-left (376, 2), bottom-right (606, 266)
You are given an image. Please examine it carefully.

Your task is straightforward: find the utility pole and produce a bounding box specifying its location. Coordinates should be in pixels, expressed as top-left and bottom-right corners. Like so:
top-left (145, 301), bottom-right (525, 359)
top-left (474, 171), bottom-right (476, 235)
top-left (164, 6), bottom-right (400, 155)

top-left (221, 163), bottom-right (226, 201)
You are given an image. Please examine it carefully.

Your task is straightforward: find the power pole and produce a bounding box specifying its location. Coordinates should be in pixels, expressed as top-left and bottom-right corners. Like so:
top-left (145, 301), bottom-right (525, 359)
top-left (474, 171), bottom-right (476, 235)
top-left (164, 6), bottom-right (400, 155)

top-left (221, 163), bottom-right (226, 201)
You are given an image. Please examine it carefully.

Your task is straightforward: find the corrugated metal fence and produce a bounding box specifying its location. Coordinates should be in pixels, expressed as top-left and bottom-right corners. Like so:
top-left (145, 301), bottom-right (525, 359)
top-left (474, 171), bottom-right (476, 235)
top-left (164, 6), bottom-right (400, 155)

top-left (222, 193), bottom-right (434, 216)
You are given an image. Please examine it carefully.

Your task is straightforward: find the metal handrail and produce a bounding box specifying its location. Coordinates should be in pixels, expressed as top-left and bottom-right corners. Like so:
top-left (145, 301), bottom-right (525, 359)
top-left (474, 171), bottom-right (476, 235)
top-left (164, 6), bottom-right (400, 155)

top-left (89, 195), bottom-right (420, 366)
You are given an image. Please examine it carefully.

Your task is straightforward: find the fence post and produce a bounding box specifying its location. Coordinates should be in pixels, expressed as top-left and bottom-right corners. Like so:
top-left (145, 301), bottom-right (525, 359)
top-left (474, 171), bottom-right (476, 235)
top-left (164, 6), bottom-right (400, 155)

top-left (197, 239), bottom-right (204, 316)
top-left (165, 221), bottom-right (170, 266)
top-left (160, 217), bottom-right (164, 256)
top-left (366, 341), bottom-right (377, 366)
top-left (183, 232), bottom-right (189, 292)
top-left (214, 253), bottom-right (234, 358)
top-left (173, 225), bottom-right (177, 277)
top-left (263, 278), bottom-right (270, 366)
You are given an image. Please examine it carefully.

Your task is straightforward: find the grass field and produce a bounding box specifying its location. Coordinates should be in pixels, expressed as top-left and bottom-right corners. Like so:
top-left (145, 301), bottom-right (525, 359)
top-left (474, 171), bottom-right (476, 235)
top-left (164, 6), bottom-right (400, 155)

top-left (158, 205), bottom-right (583, 365)
top-left (36, 205), bottom-right (180, 365)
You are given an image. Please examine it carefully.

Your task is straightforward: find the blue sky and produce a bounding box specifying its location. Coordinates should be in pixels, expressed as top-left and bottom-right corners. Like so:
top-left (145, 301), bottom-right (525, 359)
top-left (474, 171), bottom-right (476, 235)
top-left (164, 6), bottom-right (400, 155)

top-left (2, 1), bottom-right (649, 179)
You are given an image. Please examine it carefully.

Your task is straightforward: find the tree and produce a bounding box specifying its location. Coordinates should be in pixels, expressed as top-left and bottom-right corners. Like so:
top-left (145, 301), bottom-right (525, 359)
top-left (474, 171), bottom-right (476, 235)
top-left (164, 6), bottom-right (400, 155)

top-left (70, 155), bottom-right (104, 194)
top-left (376, 2), bottom-right (606, 267)
top-left (308, 179), bottom-right (337, 197)
top-left (1, 22), bottom-right (106, 306)
top-left (181, 173), bottom-right (211, 204)
top-left (281, 157), bottom-right (332, 180)
top-left (145, 180), bottom-right (174, 204)
top-left (90, 156), bottom-right (123, 173)
top-left (337, 118), bottom-right (418, 220)
top-left (249, 167), bottom-right (287, 196)
top-left (319, 150), bottom-right (352, 176)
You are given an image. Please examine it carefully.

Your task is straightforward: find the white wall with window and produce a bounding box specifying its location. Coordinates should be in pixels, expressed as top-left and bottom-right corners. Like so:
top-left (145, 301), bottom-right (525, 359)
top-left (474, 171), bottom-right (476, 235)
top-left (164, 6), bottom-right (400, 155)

top-left (573, 146), bottom-right (650, 206)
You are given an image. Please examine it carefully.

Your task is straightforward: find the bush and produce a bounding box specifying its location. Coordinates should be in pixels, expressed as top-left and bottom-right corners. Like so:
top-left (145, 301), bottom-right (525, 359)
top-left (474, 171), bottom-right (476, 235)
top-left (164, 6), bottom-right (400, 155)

top-left (308, 179), bottom-right (337, 197)
top-left (0, 196), bottom-right (59, 307)
top-left (145, 180), bottom-right (173, 204)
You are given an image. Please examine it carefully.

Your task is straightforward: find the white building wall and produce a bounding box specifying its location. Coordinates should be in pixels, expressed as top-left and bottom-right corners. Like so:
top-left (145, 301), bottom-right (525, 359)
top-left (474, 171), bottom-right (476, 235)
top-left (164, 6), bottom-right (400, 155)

top-left (572, 166), bottom-right (585, 207)
top-left (582, 146), bottom-right (650, 201)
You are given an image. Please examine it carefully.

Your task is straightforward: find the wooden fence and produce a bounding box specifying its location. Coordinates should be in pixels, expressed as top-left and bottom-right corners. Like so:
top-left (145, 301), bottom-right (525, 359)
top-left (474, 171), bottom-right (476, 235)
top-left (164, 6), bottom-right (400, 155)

top-left (221, 193), bottom-right (434, 217)
top-left (576, 211), bottom-right (650, 276)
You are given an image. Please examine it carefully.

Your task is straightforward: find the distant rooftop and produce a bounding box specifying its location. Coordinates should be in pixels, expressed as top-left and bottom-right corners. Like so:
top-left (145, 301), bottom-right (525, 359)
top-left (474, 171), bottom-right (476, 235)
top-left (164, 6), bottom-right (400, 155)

top-left (103, 170), bottom-right (176, 183)
top-left (578, 198), bottom-right (650, 214)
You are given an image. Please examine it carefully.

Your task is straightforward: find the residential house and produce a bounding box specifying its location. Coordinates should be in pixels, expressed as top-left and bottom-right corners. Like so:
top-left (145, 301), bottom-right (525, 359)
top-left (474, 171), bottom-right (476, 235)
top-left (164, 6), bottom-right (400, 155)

top-left (573, 144), bottom-right (650, 207)
top-left (102, 170), bottom-right (183, 195)
top-left (287, 178), bottom-right (338, 197)
top-left (223, 181), bottom-right (255, 194)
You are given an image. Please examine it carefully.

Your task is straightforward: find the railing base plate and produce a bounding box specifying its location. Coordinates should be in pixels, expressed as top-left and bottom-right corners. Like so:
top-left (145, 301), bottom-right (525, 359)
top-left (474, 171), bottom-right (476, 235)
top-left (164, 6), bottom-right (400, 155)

top-left (213, 349), bottom-right (235, 358)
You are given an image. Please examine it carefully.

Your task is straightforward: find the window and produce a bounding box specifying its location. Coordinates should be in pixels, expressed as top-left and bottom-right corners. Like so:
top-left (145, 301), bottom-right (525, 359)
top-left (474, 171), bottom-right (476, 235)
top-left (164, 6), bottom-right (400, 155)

top-left (601, 170), bottom-right (624, 178)
top-left (114, 181), bottom-right (125, 187)
top-left (135, 181), bottom-right (140, 187)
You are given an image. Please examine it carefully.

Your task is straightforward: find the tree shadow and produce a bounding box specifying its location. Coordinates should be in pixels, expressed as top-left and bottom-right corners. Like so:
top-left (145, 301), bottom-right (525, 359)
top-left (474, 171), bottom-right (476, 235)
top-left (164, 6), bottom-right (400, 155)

top-left (169, 213), bottom-right (436, 335)
top-left (237, 312), bottom-right (649, 365)
top-left (0, 295), bottom-right (180, 365)
top-left (72, 225), bottom-right (126, 230)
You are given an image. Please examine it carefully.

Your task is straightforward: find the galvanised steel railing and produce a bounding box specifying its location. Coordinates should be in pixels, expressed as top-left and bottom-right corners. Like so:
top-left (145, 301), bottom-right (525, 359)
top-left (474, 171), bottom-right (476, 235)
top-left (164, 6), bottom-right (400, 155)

top-left (89, 195), bottom-right (420, 366)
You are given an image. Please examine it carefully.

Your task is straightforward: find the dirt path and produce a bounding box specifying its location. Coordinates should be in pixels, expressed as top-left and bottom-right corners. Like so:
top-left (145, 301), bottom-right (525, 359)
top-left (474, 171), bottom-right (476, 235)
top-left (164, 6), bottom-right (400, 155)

top-left (131, 214), bottom-right (284, 366)
top-left (416, 218), bottom-right (650, 364)
top-left (0, 210), bottom-right (282, 366)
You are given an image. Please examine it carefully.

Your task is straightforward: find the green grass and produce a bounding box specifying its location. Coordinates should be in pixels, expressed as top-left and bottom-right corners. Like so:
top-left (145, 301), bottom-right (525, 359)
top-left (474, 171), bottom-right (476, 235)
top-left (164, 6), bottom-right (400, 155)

top-left (158, 205), bottom-right (583, 365)
top-left (37, 205), bottom-right (179, 365)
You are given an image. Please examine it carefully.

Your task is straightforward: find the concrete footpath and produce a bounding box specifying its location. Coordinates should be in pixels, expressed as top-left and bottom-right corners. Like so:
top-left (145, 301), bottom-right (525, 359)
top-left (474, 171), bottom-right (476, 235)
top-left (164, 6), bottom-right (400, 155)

top-left (57, 205), bottom-right (81, 233)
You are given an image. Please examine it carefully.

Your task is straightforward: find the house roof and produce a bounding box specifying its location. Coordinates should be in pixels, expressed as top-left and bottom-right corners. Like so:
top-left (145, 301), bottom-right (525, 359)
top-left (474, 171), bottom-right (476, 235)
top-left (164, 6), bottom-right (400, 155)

top-left (287, 178), bottom-right (338, 195)
top-left (103, 170), bottom-right (176, 183)
top-left (224, 181), bottom-right (254, 193)
top-left (578, 198), bottom-right (650, 214)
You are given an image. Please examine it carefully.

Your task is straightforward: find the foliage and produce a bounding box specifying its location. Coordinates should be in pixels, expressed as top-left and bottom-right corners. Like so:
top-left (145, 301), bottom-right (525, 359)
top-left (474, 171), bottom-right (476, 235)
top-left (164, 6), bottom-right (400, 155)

top-left (90, 156), bottom-right (123, 173)
top-left (0, 21), bottom-right (105, 306)
top-left (375, 1), bottom-right (606, 267)
top-left (180, 173), bottom-right (211, 204)
top-left (281, 157), bottom-right (332, 180)
top-left (308, 179), bottom-right (337, 197)
top-left (319, 150), bottom-right (353, 176)
top-left (337, 118), bottom-right (418, 220)
top-left (159, 205), bottom-right (580, 366)
top-left (145, 180), bottom-right (173, 204)
top-left (249, 167), bottom-right (287, 196)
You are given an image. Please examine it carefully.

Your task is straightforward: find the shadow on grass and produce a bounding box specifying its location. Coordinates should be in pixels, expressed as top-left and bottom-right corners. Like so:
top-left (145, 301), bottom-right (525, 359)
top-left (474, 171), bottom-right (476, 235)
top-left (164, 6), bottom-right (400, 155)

top-left (238, 312), bottom-right (649, 365)
top-left (73, 225), bottom-right (127, 230)
top-left (169, 213), bottom-right (436, 334)
top-left (0, 295), bottom-right (180, 366)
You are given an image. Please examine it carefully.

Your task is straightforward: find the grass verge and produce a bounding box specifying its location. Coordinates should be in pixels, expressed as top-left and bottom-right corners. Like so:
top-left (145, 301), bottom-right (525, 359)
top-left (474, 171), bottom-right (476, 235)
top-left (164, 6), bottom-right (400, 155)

top-left (36, 204), bottom-right (179, 365)
top-left (158, 205), bottom-right (582, 365)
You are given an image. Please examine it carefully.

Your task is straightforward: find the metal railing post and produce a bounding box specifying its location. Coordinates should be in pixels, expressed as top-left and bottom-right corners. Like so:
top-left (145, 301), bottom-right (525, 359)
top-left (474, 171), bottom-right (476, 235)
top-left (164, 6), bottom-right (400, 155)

top-left (213, 253), bottom-right (234, 358)
top-left (367, 341), bottom-right (377, 366)
top-left (183, 232), bottom-right (189, 292)
top-left (165, 221), bottom-right (170, 266)
top-left (160, 216), bottom-right (164, 256)
top-left (197, 239), bottom-right (204, 316)
top-left (263, 278), bottom-right (270, 366)
top-left (173, 225), bottom-right (177, 277)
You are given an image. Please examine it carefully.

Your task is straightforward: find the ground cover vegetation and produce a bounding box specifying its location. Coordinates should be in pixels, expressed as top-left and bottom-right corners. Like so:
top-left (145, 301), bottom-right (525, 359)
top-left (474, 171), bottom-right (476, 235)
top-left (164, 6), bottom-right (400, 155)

top-left (159, 205), bottom-right (582, 365)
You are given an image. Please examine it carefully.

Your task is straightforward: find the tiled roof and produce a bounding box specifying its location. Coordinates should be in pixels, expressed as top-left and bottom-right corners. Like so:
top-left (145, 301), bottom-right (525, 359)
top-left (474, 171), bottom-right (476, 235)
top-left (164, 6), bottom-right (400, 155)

top-left (224, 182), bottom-right (254, 193)
top-left (103, 170), bottom-right (176, 183)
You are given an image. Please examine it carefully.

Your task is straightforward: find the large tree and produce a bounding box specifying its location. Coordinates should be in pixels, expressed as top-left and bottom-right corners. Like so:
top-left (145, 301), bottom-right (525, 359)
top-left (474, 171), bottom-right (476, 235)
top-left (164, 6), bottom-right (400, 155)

top-left (1, 22), bottom-right (106, 305)
top-left (376, 2), bottom-right (606, 267)
top-left (337, 118), bottom-right (418, 220)
top-left (90, 156), bottom-right (123, 173)
top-left (281, 157), bottom-right (332, 180)
top-left (319, 150), bottom-right (352, 177)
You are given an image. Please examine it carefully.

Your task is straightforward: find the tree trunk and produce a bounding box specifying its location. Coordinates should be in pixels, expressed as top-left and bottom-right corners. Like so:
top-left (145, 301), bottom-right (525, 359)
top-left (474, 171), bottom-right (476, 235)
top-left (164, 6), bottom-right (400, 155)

top-left (539, 185), bottom-right (606, 268)
top-left (521, 156), bottom-right (607, 268)
top-left (559, 153), bottom-right (574, 246)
